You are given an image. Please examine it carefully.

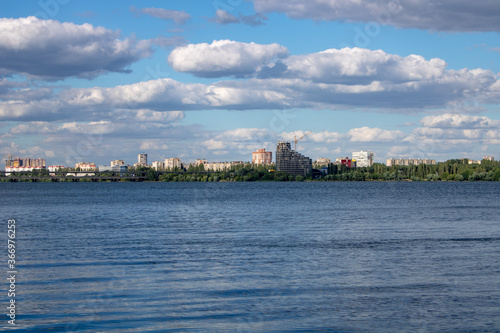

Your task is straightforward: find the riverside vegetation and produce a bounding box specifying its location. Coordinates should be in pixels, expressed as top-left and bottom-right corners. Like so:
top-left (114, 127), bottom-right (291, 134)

top-left (2, 159), bottom-right (500, 182)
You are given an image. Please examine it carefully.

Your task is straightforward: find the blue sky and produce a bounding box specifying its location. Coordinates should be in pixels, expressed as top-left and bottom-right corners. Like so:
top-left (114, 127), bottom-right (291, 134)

top-left (1, 0), bottom-right (500, 166)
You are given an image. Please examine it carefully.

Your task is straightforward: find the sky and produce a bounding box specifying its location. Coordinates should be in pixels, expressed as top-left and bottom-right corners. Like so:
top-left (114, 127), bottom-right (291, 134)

top-left (1, 0), bottom-right (500, 166)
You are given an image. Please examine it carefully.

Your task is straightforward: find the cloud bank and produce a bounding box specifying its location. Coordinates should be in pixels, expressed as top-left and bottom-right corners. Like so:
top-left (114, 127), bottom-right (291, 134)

top-left (252, 0), bottom-right (500, 32)
top-left (0, 17), bottom-right (153, 80)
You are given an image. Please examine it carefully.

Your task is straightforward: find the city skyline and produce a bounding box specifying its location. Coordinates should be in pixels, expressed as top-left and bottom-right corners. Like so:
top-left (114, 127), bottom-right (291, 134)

top-left (1, 1), bottom-right (500, 166)
top-left (6, 145), bottom-right (494, 172)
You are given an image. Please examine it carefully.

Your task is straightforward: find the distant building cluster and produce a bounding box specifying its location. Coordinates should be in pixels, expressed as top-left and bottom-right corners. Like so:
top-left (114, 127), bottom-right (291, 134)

top-left (386, 158), bottom-right (436, 167)
top-left (4, 156), bottom-right (46, 172)
top-left (469, 156), bottom-right (495, 164)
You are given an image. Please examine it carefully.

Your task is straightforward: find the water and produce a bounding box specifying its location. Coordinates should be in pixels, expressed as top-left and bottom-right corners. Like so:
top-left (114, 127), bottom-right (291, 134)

top-left (1, 182), bottom-right (500, 332)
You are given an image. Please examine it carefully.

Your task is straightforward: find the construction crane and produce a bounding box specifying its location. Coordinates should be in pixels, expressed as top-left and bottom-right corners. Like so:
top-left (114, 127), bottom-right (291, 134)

top-left (294, 131), bottom-right (311, 150)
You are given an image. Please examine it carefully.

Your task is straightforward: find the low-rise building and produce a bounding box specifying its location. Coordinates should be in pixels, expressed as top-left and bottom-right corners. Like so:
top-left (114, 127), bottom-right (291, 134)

top-left (386, 158), bottom-right (436, 167)
top-left (75, 162), bottom-right (96, 171)
top-left (314, 158), bottom-right (331, 167)
top-left (99, 165), bottom-right (128, 172)
top-left (336, 157), bottom-right (355, 168)
top-left (48, 165), bottom-right (65, 172)
top-left (5, 166), bottom-right (46, 172)
top-left (202, 161), bottom-right (244, 172)
top-left (483, 156), bottom-right (495, 161)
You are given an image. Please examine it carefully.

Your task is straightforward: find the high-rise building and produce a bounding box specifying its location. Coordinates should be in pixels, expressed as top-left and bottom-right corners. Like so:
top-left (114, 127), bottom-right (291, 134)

top-left (276, 141), bottom-right (312, 176)
top-left (252, 149), bottom-right (273, 165)
top-left (138, 154), bottom-right (147, 166)
top-left (165, 158), bottom-right (182, 170)
top-left (352, 151), bottom-right (374, 168)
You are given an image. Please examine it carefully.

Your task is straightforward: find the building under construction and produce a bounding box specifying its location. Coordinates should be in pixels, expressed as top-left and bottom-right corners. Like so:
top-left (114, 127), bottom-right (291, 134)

top-left (276, 141), bottom-right (312, 177)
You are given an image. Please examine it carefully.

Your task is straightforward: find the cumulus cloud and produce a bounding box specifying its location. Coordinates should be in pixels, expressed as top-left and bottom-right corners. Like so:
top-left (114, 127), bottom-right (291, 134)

top-left (210, 10), bottom-right (268, 26)
top-left (167, 44), bottom-right (498, 110)
top-left (201, 128), bottom-right (276, 153)
top-left (420, 114), bottom-right (500, 128)
top-left (252, 0), bottom-right (500, 32)
top-left (168, 40), bottom-right (289, 78)
top-left (404, 114), bottom-right (500, 152)
top-left (130, 7), bottom-right (191, 24)
top-left (282, 48), bottom-right (447, 84)
top-left (2, 45), bottom-right (500, 120)
top-left (0, 17), bottom-right (153, 80)
top-left (348, 127), bottom-right (405, 142)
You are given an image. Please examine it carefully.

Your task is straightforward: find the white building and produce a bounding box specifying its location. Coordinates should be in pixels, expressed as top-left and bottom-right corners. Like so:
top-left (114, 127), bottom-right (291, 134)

top-left (165, 158), bottom-right (182, 170)
top-left (352, 151), bottom-right (374, 168)
top-left (75, 162), bottom-right (96, 171)
top-left (152, 161), bottom-right (164, 171)
top-left (48, 165), bottom-right (65, 172)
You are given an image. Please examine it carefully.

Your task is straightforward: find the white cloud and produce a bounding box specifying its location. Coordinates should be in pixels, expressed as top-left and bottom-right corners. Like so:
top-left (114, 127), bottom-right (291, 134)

top-left (348, 127), bottom-right (405, 142)
top-left (139, 140), bottom-right (169, 151)
top-left (282, 48), bottom-right (447, 84)
top-left (0, 17), bottom-right (153, 80)
top-left (168, 40), bottom-right (288, 78)
top-left (252, 0), bottom-right (500, 32)
top-left (420, 114), bottom-right (500, 128)
top-left (202, 139), bottom-right (227, 150)
top-left (2, 45), bottom-right (499, 120)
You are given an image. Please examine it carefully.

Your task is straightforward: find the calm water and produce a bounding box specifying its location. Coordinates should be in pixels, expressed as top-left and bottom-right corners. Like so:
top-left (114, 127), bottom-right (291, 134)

top-left (1, 182), bottom-right (500, 332)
